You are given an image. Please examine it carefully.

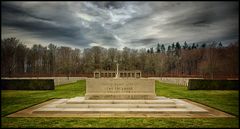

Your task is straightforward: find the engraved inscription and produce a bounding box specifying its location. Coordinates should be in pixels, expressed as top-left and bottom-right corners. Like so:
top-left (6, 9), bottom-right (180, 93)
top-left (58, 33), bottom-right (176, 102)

top-left (102, 82), bottom-right (136, 93)
top-left (85, 79), bottom-right (156, 100)
top-left (106, 87), bottom-right (135, 93)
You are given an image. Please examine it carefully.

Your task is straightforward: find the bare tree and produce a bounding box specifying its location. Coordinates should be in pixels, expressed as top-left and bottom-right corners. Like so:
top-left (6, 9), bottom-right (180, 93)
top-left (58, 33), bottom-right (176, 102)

top-left (1, 38), bottom-right (20, 76)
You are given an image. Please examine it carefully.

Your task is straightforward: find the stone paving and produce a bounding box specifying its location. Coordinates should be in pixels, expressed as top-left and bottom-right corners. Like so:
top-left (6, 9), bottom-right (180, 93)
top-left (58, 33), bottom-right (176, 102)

top-left (6, 96), bottom-right (235, 118)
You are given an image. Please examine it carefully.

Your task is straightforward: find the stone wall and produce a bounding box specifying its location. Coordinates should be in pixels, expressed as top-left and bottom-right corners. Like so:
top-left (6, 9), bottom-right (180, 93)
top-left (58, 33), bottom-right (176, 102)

top-left (94, 70), bottom-right (141, 78)
top-left (53, 77), bottom-right (87, 86)
top-left (148, 77), bottom-right (203, 86)
top-left (2, 77), bottom-right (202, 86)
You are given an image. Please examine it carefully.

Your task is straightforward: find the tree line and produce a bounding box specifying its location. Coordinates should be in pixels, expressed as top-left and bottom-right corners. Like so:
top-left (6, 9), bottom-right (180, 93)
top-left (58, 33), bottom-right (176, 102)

top-left (1, 37), bottom-right (239, 79)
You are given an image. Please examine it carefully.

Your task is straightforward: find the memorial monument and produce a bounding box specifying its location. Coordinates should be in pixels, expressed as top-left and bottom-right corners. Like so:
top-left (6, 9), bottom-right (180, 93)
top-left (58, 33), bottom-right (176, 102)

top-left (27, 63), bottom-right (212, 117)
top-left (7, 63), bottom-right (233, 118)
top-left (87, 63), bottom-right (155, 100)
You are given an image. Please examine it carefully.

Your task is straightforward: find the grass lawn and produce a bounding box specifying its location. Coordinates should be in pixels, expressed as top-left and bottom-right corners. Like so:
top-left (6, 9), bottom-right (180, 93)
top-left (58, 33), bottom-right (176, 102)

top-left (1, 80), bottom-right (239, 128)
top-left (156, 81), bottom-right (239, 116)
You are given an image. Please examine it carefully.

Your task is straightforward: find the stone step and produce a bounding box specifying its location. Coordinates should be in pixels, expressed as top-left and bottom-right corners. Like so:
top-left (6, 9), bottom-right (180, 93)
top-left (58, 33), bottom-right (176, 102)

top-left (33, 107), bottom-right (208, 114)
top-left (66, 99), bottom-right (176, 104)
top-left (56, 104), bottom-right (185, 108)
top-left (31, 98), bottom-right (210, 116)
top-left (85, 93), bottom-right (156, 100)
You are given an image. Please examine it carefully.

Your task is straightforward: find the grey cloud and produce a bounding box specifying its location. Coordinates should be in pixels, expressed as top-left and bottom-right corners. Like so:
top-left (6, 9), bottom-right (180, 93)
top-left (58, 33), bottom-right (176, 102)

top-left (156, 2), bottom-right (237, 29)
top-left (2, 3), bottom-right (53, 22)
top-left (92, 1), bottom-right (125, 9)
top-left (1, 1), bottom-right (239, 50)
top-left (130, 38), bottom-right (159, 45)
top-left (2, 6), bottom-right (91, 47)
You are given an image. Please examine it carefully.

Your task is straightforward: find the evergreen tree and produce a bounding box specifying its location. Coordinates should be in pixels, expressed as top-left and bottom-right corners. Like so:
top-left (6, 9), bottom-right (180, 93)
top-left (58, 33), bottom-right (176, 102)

top-left (156, 43), bottom-right (161, 53)
top-left (201, 43), bottom-right (206, 48)
top-left (183, 41), bottom-right (188, 49)
top-left (175, 42), bottom-right (181, 56)
top-left (192, 43), bottom-right (196, 49)
top-left (147, 49), bottom-right (150, 53)
top-left (150, 47), bottom-right (154, 53)
top-left (167, 45), bottom-right (171, 54)
top-left (171, 43), bottom-right (175, 51)
top-left (175, 42), bottom-right (181, 50)
top-left (161, 44), bottom-right (165, 53)
top-left (218, 42), bottom-right (223, 47)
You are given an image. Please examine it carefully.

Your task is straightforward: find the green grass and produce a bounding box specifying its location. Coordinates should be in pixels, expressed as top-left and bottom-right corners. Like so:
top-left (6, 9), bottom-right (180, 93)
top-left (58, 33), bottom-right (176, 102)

top-left (1, 118), bottom-right (239, 128)
top-left (156, 81), bottom-right (239, 116)
top-left (1, 80), bottom-right (239, 128)
top-left (1, 80), bottom-right (86, 116)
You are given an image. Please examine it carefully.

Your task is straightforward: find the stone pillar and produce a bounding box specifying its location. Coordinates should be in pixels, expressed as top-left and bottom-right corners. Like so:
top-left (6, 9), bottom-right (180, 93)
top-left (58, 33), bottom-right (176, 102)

top-left (136, 72), bottom-right (140, 78)
top-left (115, 63), bottom-right (119, 78)
top-left (94, 72), bottom-right (100, 78)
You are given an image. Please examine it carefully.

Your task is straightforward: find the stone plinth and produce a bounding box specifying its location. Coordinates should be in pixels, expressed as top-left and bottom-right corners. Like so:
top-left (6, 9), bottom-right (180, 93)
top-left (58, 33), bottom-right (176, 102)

top-left (85, 79), bottom-right (156, 100)
top-left (7, 96), bottom-right (235, 118)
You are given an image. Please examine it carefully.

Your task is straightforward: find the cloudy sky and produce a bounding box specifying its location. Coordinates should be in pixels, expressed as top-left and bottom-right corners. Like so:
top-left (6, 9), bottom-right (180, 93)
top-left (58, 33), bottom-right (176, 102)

top-left (1, 1), bottom-right (239, 50)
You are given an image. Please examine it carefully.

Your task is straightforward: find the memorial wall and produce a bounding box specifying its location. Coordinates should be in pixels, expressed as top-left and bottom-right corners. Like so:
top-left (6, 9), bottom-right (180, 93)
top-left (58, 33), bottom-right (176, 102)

top-left (85, 78), bottom-right (156, 100)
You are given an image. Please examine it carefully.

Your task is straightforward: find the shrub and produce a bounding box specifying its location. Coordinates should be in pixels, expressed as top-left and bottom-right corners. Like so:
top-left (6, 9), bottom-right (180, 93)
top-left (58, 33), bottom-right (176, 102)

top-left (188, 79), bottom-right (238, 90)
top-left (1, 79), bottom-right (54, 90)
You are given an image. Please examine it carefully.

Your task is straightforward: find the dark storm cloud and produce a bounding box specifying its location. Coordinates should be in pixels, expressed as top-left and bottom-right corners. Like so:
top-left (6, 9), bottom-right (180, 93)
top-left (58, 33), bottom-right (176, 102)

top-left (130, 38), bottom-right (159, 45)
top-left (1, 1), bottom-right (239, 49)
top-left (164, 3), bottom-right (238, 28)
top-left (2, 3), bottom-right (52, 22)
top-left (2, 8), bottom-right (91, 47)
top-left (92, 1), bottom-right (124, 9)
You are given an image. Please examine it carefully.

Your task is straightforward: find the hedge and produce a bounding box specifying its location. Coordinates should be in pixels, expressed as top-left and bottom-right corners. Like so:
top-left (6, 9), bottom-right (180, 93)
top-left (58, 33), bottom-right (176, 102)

top-left (188, 79), bottom-right (239, 90)
top-left (1, 79), bottom-right (55, 90)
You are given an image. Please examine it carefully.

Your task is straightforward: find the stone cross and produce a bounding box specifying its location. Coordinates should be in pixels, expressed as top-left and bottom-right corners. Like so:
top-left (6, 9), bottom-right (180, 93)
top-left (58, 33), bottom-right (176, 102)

top-left (115, 63), bottom-right (119, 78)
